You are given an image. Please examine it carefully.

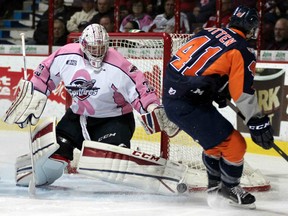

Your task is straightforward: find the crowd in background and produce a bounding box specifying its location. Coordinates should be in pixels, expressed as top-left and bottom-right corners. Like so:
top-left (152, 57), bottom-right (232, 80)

top-left (0, 0), bottom-right (288, 50)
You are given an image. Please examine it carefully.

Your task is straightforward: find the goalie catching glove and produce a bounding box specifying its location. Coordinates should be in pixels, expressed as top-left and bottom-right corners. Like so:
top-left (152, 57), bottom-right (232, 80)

top-left (247, 115), bottom-right (274, 150)
top-left (2, 79), bottom-right (47, 128)
top-left (139, 104), bottom-right (180, 138)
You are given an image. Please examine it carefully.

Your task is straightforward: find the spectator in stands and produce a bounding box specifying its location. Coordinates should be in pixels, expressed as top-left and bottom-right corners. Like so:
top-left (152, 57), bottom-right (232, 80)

top-left (67, 0), bottom-right (97, 32)
top-left (119, 0), bottom-right (153, 32)
top-left (274, 0), bottom-right (288, 18)
top-left (78, 21), bottom-right (90, 32)
top-left (263, 0), bottom-right (281, 25)
top-left (99, 15), bottom-right (115, 32)
top-left (266, 18), bottom-right (288, 50)
top-left (196, 0), bottom-right (216, 24)
top-left (146, 2), bottom-right (156, 19)
top-left (123, 20), bottom-right (140, 32)
top-left (53, 18), bottom-right (69, 46)
top-left (147, 0), bottom-right (190, 33)
top-left (261, 16), bottom-right (276, 50)
top-left (89, 0), bottom-right (114, 24)
top-left (119, 5), bottom-right (130, 23)
top-left (203, 0), bottom-right (233, 28)
top-left (119, 0), bottom-right (133, 11)
top-left (186, 3), bottom-right (202, 33)
top-left (33, 0), bottom-right (72, 45)
top-left (28, 18), bottom-right (69, 45)
top-left (149, 0), bottom-right (166, 15)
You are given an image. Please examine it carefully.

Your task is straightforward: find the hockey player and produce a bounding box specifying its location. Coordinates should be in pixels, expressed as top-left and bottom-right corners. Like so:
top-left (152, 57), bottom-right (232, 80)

top-left (2, 24), bottom-right (185, 194)
top-left (163, 6), bottom-right (274, 208)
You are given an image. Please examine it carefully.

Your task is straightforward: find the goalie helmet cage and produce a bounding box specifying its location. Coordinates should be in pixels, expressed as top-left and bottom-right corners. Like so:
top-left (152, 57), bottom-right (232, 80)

top-left (66, 32), bottom-right (270, 192)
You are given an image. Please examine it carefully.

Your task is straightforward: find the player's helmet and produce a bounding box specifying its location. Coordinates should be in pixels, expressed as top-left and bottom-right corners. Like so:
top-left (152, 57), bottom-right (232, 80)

top-left (228, 6), bottom-right (259, 38)
top-left (79, 24), bottom-right (109, 70)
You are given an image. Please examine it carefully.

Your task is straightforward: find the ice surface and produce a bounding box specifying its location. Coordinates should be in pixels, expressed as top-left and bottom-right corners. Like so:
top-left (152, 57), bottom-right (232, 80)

top-left (0, 130), bottom-right (287, 216)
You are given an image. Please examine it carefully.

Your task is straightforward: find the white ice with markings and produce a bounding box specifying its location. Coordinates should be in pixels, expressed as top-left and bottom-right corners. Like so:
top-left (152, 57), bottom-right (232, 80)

top-left (0, 130), bottom-right (287, 216)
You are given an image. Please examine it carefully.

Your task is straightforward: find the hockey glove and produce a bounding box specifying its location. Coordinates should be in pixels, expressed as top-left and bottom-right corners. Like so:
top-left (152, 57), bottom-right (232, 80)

top-left (247, 115), bottom-right (274, 149)
top-left (139, 105), bottom-right (180, 138)
top-left (2, 79), bottom-right (47, 128)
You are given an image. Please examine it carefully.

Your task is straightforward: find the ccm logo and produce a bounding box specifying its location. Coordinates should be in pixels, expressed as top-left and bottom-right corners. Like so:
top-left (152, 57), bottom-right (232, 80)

top-left (132, 150), bottom-right (160, 162)
top-left (249, 122), bottom-right (270, 130)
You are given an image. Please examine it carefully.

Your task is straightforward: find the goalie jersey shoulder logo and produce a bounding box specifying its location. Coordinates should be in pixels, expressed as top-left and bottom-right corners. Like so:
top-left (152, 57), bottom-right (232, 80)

top-left (66, 60), bottom-right (77, 66)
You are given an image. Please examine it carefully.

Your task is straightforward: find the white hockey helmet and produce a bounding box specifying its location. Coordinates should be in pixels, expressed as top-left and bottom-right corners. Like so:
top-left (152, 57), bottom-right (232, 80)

top-left (79, 23), bottom-right (109, 70)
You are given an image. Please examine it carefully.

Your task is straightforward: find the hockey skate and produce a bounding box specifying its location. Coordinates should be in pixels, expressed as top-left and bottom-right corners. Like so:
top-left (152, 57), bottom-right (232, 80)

top-left (220, 184), bottom-right (256, 209)
top-left (206, 181), bottom-right (222, 208)
top-left (206, 180), bottom-right (221, 195)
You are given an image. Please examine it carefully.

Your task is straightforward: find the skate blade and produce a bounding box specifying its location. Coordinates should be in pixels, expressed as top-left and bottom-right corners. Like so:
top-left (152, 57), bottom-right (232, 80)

top-left (207, 193), bottom-right (256, 210)
top-left (228, 200), bottom-right (256, 210)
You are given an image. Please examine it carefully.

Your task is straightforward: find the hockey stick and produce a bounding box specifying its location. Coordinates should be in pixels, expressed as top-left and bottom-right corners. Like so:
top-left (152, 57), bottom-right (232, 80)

top-left (226, 99), bottom-right (288, 162)
top-left (20, 33), bottom-right (36, 196)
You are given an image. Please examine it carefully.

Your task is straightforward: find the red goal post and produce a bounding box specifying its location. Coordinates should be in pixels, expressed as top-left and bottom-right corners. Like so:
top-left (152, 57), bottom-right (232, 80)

top-left (66, 32), bottom-right (271, 191)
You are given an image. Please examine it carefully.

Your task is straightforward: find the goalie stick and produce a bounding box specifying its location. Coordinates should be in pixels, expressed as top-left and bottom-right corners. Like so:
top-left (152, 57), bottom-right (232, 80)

top-left (226, 99), bottom-right (288, 162)
top-left (20, 32), bottom-right (36, 196)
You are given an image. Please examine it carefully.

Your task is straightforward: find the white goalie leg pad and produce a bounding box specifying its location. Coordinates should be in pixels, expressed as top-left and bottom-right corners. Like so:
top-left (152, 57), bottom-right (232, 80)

top-left (15, 118), bottom-right (67, 186)
top-left (77, 141), bottom-right (189, 195)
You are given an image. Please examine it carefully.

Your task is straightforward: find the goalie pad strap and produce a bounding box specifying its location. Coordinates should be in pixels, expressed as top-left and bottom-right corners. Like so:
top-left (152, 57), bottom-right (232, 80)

top-left (77, 141), bottom-right (188, 195)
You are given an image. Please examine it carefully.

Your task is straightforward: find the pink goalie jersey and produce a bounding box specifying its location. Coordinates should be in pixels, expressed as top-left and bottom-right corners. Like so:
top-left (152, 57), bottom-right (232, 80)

top-left (30, 43), bottom-right (160, 117)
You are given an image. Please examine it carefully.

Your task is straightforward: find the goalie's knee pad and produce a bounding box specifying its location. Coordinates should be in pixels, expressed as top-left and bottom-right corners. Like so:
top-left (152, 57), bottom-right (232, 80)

top-left (16, 152), bottom-right (68, 187)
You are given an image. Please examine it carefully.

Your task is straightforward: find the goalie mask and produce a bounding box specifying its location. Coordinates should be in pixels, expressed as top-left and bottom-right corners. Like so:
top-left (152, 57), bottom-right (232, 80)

top-left (79, 24), bottom-right (109, 70)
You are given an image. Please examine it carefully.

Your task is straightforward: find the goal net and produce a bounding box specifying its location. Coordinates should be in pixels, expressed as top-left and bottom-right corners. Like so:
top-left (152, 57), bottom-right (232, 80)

top-left (66, 32), bottom-right (270, 192)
